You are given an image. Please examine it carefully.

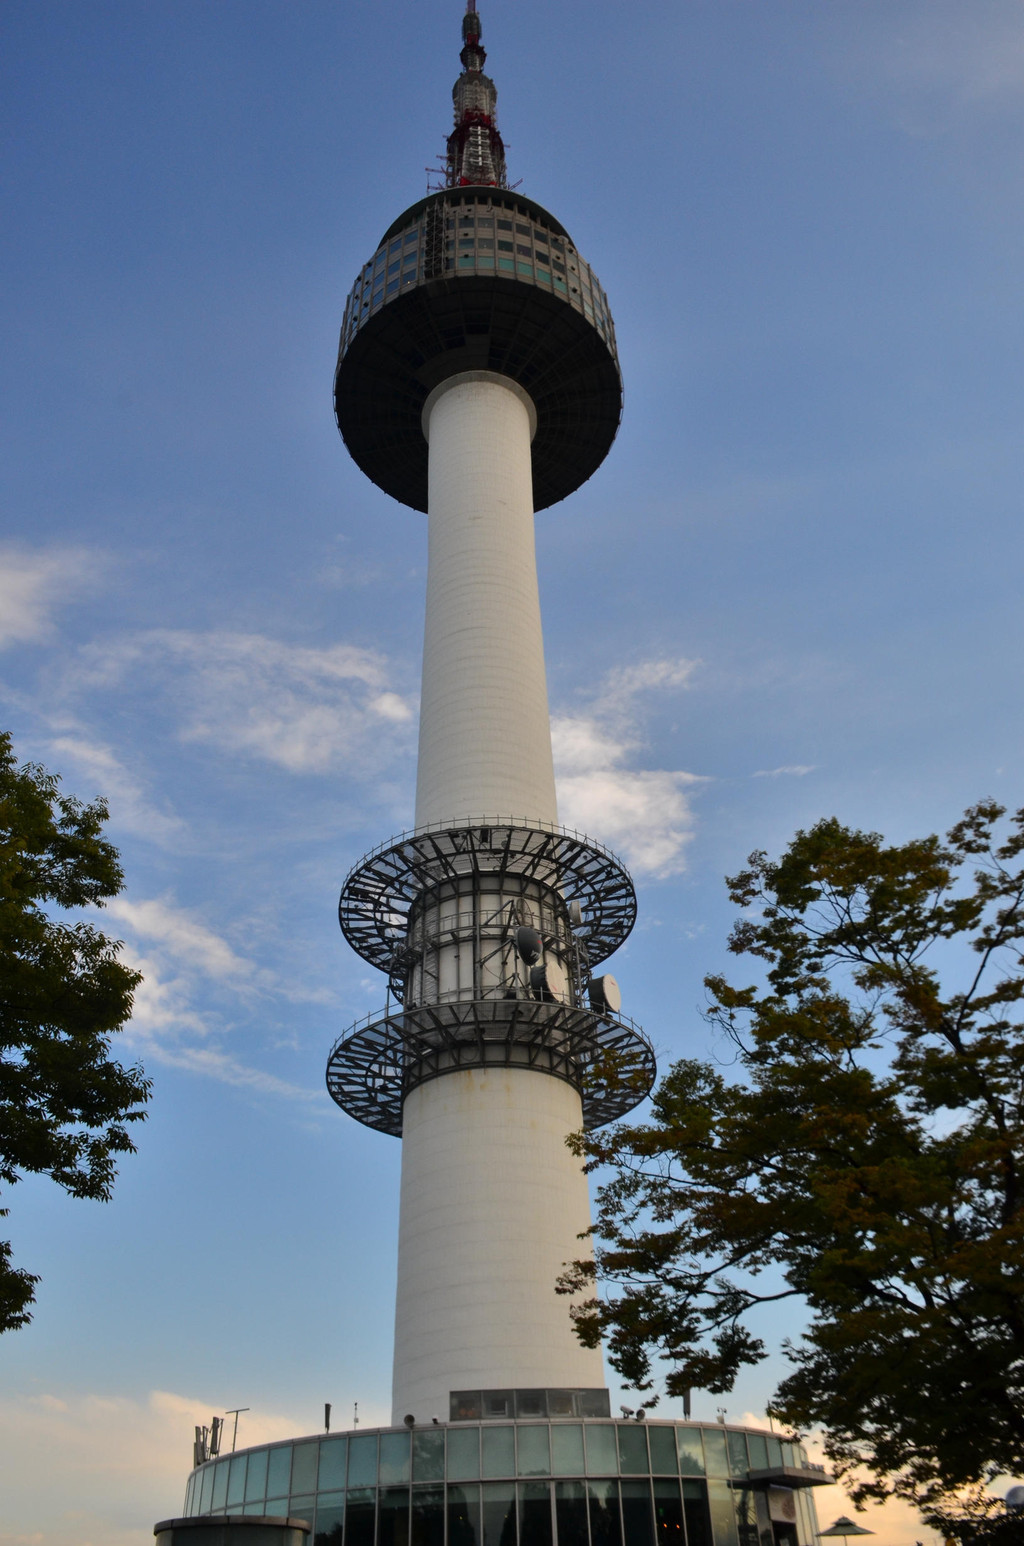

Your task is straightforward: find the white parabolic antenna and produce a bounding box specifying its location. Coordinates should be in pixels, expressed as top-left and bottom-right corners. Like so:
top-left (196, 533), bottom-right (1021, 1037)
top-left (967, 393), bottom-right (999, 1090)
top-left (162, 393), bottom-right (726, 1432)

top-left (594, 973), bottom-right (622, 1013)
top-left (531, 957), bottom-right (569, 1002)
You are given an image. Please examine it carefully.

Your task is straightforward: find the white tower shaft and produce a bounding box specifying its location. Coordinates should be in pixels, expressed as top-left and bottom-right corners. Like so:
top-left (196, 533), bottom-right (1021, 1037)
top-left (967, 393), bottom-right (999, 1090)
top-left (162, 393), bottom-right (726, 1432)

top-left (391, 371), bottom-right (603, 1423)
top-left (415, 373), bottom-right (558, 830)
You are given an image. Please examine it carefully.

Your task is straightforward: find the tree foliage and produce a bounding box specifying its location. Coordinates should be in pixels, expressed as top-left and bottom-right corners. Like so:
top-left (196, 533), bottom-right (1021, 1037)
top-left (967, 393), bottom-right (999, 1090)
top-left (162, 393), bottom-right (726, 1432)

top-left (0, 731), bottom-right (149, 1330)
top-left (561, 802), bottom-right (1024, 1518)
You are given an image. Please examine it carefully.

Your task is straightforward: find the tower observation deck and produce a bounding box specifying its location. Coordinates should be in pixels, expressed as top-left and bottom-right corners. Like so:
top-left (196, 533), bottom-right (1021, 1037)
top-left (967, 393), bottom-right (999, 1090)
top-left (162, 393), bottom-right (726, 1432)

top-left (329, 2), bottom-right (654, 1427)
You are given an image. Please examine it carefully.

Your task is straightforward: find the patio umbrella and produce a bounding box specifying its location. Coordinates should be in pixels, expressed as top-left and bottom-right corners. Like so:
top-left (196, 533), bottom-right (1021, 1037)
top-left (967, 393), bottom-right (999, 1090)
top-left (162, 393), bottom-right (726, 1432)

top-left (818, 1518), bottom-right (875, 1545)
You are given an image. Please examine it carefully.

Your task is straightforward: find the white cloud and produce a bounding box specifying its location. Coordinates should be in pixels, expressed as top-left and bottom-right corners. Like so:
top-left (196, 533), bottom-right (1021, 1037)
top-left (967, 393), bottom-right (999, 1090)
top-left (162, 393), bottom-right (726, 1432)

top-left (45, 734), bottom-right (184, 844)
top-left (140, 1040), bottom-right (317, 1101)
top-left (103, 897), bottom-right (317, 1103)
top-left (752, 764), bottom-right (816, 779)
top-left (0, 1388), bottom-right (309, 1546)
top-left (558, 766), bottom-right (703, 877)
top-left (0, 545), bottom-right (101, 648)
top-left (74, 630), bottom-right (416, 777)
top-left (596, 658), bottom-right (698, 708)
top-left (552, 657), bottom-right (703, 879)
top-left (550, 713), bottom-right (620, 777)
top-left (106, 897), bottom-right (256, 985)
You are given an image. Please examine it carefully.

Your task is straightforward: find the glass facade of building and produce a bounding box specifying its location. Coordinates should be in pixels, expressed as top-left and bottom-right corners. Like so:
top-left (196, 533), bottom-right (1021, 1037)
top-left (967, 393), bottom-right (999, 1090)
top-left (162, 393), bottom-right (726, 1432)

top-left (339, 192), bottom-right (617, 361)
top-left (181, 1421), bottom-right (825, 1546)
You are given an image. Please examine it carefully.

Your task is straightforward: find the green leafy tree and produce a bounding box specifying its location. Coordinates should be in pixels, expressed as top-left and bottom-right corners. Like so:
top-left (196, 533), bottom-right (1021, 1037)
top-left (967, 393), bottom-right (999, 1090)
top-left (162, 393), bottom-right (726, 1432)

top-left (561, 801), bottom-right (1024, 1524)
top-left (0, 731), bottom-right (149, 1330)
top-left (927, 1484), bottom-right (1022, 1545)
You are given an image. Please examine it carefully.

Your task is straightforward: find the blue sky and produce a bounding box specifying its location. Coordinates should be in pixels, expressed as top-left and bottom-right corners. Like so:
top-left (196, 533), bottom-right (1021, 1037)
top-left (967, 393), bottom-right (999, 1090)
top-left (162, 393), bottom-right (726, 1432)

top-left (3, 1), bottom-right (1024, 1541)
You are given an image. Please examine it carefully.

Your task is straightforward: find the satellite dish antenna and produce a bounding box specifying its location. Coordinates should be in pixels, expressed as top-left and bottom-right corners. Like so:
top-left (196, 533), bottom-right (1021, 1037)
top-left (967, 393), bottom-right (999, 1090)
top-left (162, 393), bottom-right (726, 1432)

top-left (530, 958), bottom-right (568, 1002)
top-left (1006, 1484), bottom-right (1024, 1512)
top-left (514, 925), bottom-right (542, 964)
top-left (589, 974), bottom-right (622, 1014)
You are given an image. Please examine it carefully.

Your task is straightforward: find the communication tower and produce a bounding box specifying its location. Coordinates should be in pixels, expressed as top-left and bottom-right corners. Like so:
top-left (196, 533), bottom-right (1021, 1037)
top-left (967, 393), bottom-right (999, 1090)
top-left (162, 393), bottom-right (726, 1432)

top-left (160, 13), bottom-right (831, 1544)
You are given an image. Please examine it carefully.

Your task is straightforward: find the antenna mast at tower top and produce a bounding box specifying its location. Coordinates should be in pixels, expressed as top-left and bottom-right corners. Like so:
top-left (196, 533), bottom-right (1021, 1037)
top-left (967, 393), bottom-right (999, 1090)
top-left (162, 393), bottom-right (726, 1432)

top-left (447, 3), bottom-right (507, 188)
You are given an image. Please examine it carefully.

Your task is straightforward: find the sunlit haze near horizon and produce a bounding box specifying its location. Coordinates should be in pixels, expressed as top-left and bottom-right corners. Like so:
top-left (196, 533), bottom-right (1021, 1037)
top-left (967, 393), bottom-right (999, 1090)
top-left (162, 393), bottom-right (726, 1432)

top-left (3, 2), bottom-right (1024, 1542)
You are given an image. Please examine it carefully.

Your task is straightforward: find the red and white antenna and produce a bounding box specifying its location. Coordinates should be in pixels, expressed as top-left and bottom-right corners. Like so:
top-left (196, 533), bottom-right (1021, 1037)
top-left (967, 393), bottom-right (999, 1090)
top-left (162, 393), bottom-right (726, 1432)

top-left (445, 4), bottom-right (507, 188)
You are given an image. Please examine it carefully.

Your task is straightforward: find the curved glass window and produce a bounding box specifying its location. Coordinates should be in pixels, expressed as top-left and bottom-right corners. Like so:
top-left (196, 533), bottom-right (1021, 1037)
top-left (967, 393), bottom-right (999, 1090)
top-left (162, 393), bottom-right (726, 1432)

top-left (519, 1481), bottom-right (553, 1544)
top-left (267, 1446), bottom-right (291, 1498)
top-left (621, 1479), bottom-right (654, 1544)
top-left (348, 1433), bottom-right (379, 1488)
top-left (412, 1485), bottom-right (445, 1546)
top-left (517, 1425), bottom-right (550, 1476)
top-left (556, 1480), bottom-right (588, 1546)
top-left (448, 1426), bottom-right (480, 1482)
top-left (292, 1442), bottom-right (318, 1494)
top-left (245, 1448), bottom-right (268, 1501)
top-left (617, 1425), bottom-right (649, 1475)
top-left (648, 1427), bottom-right (677, 1476)
top-left (551, 1425), bottom-right (584, 1475)
top-left (481, 1425), bottom-right (514, 1479)
top-left (727, 1431), bottom-right (748, 1476)
top-left (314, 1501), bottom-right (344, 1546)
top-left (379, 1431), bottom-right (411, 1485)
top-left (585, 1424), bottom-right (618, 1476)
top-left (198, 1464), bottom-right (214, 1513)
top-left (481, 1482), bottom-right (515, 1545)
top-left (413, 1428), bottom-right (445, 1482)
top-left (588, 1479), bottom-right (622, 1546)
top-left (346, 1487), bottom-right (375, 1546)
top-left (701, 1429), bottom-right (730, 1477)
top-left (211, 1461), bottom-right (229, 1510)
top-left (654, 1479), bottom-right (685, 1541)
top-left (318, 1438), bottom-right (347, 1491)
top-left (183, 1421), bottom-right (821, 1545)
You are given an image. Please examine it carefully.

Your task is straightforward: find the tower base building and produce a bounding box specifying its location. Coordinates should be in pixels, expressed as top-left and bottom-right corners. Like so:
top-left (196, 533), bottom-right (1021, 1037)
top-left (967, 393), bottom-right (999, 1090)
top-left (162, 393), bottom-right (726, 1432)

top-left (167, 7), bottom-right (828, 1544)
top-left (176, 1416), bottom-right (829, 1546)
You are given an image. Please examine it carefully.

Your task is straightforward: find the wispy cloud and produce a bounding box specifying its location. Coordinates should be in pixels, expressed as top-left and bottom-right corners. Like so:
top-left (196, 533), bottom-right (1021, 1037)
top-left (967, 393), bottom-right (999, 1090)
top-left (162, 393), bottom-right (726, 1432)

top-left (553, 657), bottom-right (703, 878)
top-left (106, 897), bottom-right (259, 986)
top-left (752, 764), bottom-right (816, 779)
top-left (73, 630), bottom-right (417, 777)
top-left (104, 896), bottom-right (317, 1103)
top-left (884, 7), bottom-right (1024, 107)
top-left (139, 1042), bottom-right (317, 1100)
top-left (0, 545), bottom-right (102, 648)
top-left (45, 732), bottom-right (184, 844)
